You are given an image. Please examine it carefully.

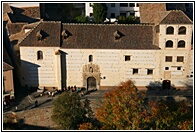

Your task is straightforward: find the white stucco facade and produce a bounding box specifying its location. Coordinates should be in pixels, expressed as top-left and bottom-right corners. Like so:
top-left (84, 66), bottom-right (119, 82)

top-left (158, 23), bottom-right (193, 87)
top-left (19, 11), bottom-right (193, 90)
top-left (20, 47), bottom-right (61, 89)
top-left (63, 49), bottom-right (159, 87)
top-left (20, 45), bottom-right (192, 89)
top-left (85, 3), bottom-right (140, 19)
top-left (20, 48), bottom-right (161, 89)
top-left (9, 3), bottom-right (39, 8)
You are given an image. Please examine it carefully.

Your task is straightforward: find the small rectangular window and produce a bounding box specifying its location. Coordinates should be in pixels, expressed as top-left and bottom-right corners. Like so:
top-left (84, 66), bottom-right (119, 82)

top-left (37, 51), bottom-right (43, 60)
top-left (177, 67), bottom-right (181, 70)
top-left (147, 69), bottom-right (153, 75)
top-left (177, 56), bottom-right (184, 62)
top-left (120, 3), bottom-right (128, 7)
top-left (165, 56), bottom-right (172, 62)
top-left (133, 68), bottom-right (138, 74)
top-left (125, 56), bottom-right (131, 61)
top-left (129, 3), bottom-right (135, 7)
top-left (165, 67), bottom-right (169, 70)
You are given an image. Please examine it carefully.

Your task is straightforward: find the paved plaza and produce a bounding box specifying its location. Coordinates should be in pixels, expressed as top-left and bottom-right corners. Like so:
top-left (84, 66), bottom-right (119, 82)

top-left (3, 86), bottom-right (193, 113)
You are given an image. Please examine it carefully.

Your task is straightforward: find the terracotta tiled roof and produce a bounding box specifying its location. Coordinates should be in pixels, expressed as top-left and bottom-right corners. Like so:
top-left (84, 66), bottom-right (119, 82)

top-left (139, 3), bottom-right (166, 24)
top-left (5, 6), bottom-right (40, 23)
top-left (20, 21), bottom-right (159, 49)
top-left (160, 10), bottom-right (193, 24)
top-left (3, 3), bottom-right (12, 14)
top-left (61, 24), bottom-right (159, 49)
top-left (3, 62), bottom-right (13, 71)
top-left (154, 11), bottom-right (170, 25)
top-left (20, 21), bottom-right (61, 47)
top-left (19, 7), bottom-right (40, 19)
top-left (7, 23), bottom-right (27, 35)
top-left (9, 22), bottom-right (40, 51)
top-left (3, 13), bottom-right (12, 23)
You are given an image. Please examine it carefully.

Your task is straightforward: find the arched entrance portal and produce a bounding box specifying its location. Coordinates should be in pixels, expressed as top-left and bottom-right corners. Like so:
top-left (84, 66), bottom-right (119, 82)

top-left (83, 63), bottom-right (100, 90)
top-left (87, 77), bottom-right (96, 91)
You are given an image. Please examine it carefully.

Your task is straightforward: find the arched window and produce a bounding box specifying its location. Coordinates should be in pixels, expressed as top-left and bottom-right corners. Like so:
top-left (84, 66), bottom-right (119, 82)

top-left (37, 51), bottom-right (43, 60)
top-left (166, 40), bottom-right (173, 48)
top-left (178, 26), bottom-right (186, 34)
top-left (178, 40), bottom-right (185, 48)
top-left (166, 26), bottom-right (174, 34)
top-left (89, 55), bottom-right (93, 62)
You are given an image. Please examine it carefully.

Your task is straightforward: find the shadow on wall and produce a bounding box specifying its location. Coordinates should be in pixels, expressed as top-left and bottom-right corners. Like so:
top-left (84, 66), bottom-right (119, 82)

top-left (180, 80), bottom-right (193, 90)
top-left (145, 80), bottom-right (178, 91)
top-left (59, 50), bottom-right (68, 90)
top-left (20, 60), bottom-right (40, 92)
top-left (145, 81), bottom-right (162, 91)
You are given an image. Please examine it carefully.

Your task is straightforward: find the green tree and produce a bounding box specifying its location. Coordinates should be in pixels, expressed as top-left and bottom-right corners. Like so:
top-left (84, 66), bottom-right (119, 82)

top-left (125, 16), bottom-right (139, 24)
top-left (78, 99), bottom-right (102, 130)
top-left (117, 15), bottom-right (139, 24)
top-left (75, 15), bottom-right (90, 23)
top-left (58, 4), bottom-right (82, 22)
top-left (117, 15), bottom-right (126, 24)
top-left (93, 3), bottom-right (107, 23)
top-left (52, 92), bottom-right (92, 130)
top-left (95, 80), bottom-right (193, 130)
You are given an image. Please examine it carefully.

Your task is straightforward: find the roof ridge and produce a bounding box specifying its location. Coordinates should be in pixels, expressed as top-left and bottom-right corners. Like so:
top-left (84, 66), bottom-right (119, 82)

top-left (62, 23), bottom-right (154, 26)
top-left (19, 20), bottom-right (42, 45)
top-left (179, 10), bottom-right (193, 24)
top-left (159, 10), bottom-right (192, 24)
top-left (42, 21), bottom-right (61, 23)
top-left (159, 11), bottom-right (171, 24)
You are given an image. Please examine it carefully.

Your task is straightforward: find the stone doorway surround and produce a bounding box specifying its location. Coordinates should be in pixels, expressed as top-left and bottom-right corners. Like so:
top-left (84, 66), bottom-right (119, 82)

top-left (82, 63), bottom-right (100, 90)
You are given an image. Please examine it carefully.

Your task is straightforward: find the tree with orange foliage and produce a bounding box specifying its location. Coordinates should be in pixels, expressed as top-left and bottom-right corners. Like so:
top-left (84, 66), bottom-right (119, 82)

top-left (96, 80), bottom-right (146, 130)
top-left (95, 80), bottom-right (193, 130)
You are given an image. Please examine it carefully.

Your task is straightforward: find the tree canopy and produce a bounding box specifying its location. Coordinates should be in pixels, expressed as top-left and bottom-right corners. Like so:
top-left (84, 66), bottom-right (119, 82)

top-left (51, 92), bottom-right (94, 130)
top-left (74, 15), bottom-right (90, 23)
top-left (51, 80), bottom-right (193, 130)
top-left (92, 3), bottom-right (108, 23)
top-left (95, 80), bottom-right (193, 130)
top-left (117, 15), bottom-right (139, 24)
top-left (58, 3), bottom-right (82, 22)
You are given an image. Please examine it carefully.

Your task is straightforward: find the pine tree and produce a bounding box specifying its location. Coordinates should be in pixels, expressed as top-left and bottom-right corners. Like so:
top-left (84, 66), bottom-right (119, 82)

top-left (93, 3), bottom-right (107, 23)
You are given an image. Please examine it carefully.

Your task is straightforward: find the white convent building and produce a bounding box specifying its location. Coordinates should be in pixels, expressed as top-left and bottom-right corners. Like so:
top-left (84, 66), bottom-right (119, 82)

top-left (18, 10), bottom-right (193, 91)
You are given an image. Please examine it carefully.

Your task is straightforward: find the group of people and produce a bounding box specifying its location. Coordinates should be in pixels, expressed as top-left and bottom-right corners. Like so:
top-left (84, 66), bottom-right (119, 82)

top-left (63, 86), bottom-right (86, 96)
top-left (64, 85), bottom-right (78, 92)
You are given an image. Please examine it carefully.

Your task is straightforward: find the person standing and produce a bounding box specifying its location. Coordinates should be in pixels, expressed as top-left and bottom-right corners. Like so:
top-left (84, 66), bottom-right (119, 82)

top-left (3, 101), bottom-right (6, 108)
top-left (35, 100), bottom-right (38, 107)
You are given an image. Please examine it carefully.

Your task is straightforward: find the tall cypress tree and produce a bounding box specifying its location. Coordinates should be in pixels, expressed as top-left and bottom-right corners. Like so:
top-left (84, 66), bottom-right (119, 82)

top-left (93, 3), bottom-right (107, 23)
